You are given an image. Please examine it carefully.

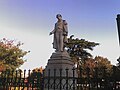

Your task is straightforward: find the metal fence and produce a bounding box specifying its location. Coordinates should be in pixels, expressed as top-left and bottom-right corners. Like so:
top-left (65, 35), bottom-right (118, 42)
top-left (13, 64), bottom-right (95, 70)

top-left (0, 67), bottom-right (120, 90)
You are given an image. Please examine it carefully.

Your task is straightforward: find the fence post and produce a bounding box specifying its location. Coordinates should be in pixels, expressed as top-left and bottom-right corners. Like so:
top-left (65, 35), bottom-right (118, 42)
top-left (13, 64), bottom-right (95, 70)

top-left (66, 68), bottom-right (69, 90)
top-left (18, 70), bottom-right (22, 90)
top-left (72, 67), bottom-right (75, 90)
top-left (22, 70), bottom-right (26, 90)
top-left (78, 66), bottom-right (82, 90)
top-left (53, 69), bottom-right (56, 90)
top-left (9, 70), bottom-right (14, 90)
top-left (37, 69), bottom-right (43, 90)
top-left (14, 70), bottom-right (18, 90)
top-left (59, 69), bottom-right (62, 90)
top-left (48, 69), bottom-right (50, 90)
top-left (27, 69), bottom-right (31, 90)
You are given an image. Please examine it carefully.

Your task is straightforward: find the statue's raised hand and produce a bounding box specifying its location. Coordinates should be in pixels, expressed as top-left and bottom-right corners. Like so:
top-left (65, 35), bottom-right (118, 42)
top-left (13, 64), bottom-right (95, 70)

top-left (49, 32), bottom-right (53, 35)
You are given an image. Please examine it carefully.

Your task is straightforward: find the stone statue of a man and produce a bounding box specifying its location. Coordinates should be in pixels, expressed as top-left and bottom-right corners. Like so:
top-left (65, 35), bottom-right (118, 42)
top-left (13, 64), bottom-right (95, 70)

top-left (50, 14), bottom-right (68, 52)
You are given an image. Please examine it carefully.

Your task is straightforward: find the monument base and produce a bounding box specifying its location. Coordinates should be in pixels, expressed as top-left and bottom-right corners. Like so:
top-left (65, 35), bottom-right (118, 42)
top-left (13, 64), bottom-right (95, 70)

top-left (45, 51), bottom-right (76, 76)
top-left (44, 51), bottom-right (77, 90)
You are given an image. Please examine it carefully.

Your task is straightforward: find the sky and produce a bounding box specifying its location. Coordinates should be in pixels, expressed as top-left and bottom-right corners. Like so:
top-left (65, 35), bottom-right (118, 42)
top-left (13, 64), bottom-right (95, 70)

top-left (0, 0), bottom-right (120, 70)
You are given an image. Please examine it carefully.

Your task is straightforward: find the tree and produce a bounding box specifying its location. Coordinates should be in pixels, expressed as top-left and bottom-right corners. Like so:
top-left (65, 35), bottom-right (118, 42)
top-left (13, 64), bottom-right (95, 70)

top-left (65, 35), bottom-right (99, 66)
top-left (32, 66), bottom-right (43, 74)
top-left (77, 56), bottom-right (113, 78)
top-left (0, 38), bottom-right (29, 71)
top-left (83, 56), bottom-right (113, 78)
top-left (94, 56), bottom-right (112, 72)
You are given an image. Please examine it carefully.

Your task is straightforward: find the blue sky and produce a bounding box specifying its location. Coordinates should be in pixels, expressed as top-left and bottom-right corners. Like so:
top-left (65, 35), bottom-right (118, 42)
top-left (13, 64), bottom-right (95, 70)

top-left (0, 0), bottom-right (120, 69)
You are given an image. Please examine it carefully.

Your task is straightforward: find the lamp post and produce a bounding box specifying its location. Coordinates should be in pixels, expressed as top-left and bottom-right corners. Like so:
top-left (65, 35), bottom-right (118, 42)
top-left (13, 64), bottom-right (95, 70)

top-left (116, 14), bottom-right (120, 68)
top-left (116, 14), bottom-right (120, 45)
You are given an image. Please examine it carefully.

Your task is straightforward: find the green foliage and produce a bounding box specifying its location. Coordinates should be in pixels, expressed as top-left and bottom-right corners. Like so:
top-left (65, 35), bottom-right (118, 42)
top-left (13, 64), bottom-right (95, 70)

top-left (0, 38), bottom-right (29, 71)
top-left (65, 35), bottom-right (99, 63)
top-left (94, 56), bottom-right (113, 72)
top-left (64, 35), bottom-right (113, 77)
top-left (76, 56), bottom-right (113, 78)
top-left (94, 56), bottom-right (113, 78)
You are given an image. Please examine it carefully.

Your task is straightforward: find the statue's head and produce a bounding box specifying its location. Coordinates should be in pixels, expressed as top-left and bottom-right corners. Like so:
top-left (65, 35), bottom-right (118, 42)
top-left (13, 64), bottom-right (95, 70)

top-left (56, 14), bottom-right (62, 20)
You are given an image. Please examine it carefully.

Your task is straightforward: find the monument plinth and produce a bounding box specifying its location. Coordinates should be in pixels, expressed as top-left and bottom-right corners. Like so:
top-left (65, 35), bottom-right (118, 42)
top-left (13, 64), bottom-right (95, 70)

top-left (44, 51), bottom-right (77, 90)
top-left (45, 51), bottom-right (75, 77)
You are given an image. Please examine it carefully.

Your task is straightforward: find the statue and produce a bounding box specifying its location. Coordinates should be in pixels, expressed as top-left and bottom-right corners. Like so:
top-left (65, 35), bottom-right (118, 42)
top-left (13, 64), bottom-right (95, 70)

top-left (50, 14), bottom-right (68, 52)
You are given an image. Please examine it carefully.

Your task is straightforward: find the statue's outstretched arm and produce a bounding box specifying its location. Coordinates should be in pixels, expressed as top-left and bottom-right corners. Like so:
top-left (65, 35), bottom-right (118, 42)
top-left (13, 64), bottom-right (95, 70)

top-left (49, 29), bottom-right (55, 35)
top-left (50, 23), bottom-right (56, 35)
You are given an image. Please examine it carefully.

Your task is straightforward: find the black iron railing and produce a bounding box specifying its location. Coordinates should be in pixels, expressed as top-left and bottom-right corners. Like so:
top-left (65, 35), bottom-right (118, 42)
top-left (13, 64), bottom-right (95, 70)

top-left (0, 67), bottom-right (120, 90)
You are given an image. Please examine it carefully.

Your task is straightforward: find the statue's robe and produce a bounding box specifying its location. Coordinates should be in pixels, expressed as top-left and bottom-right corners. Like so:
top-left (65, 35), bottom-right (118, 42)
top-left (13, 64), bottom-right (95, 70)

top-left (51, 20), bottom-right (68, 51)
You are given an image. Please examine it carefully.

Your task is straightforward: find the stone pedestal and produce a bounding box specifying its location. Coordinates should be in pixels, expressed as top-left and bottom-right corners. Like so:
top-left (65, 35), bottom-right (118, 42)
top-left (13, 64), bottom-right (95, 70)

top-left (45, 51), bottom-right (75, 76)
top-left (44, 51), bottom-right (77, 90)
